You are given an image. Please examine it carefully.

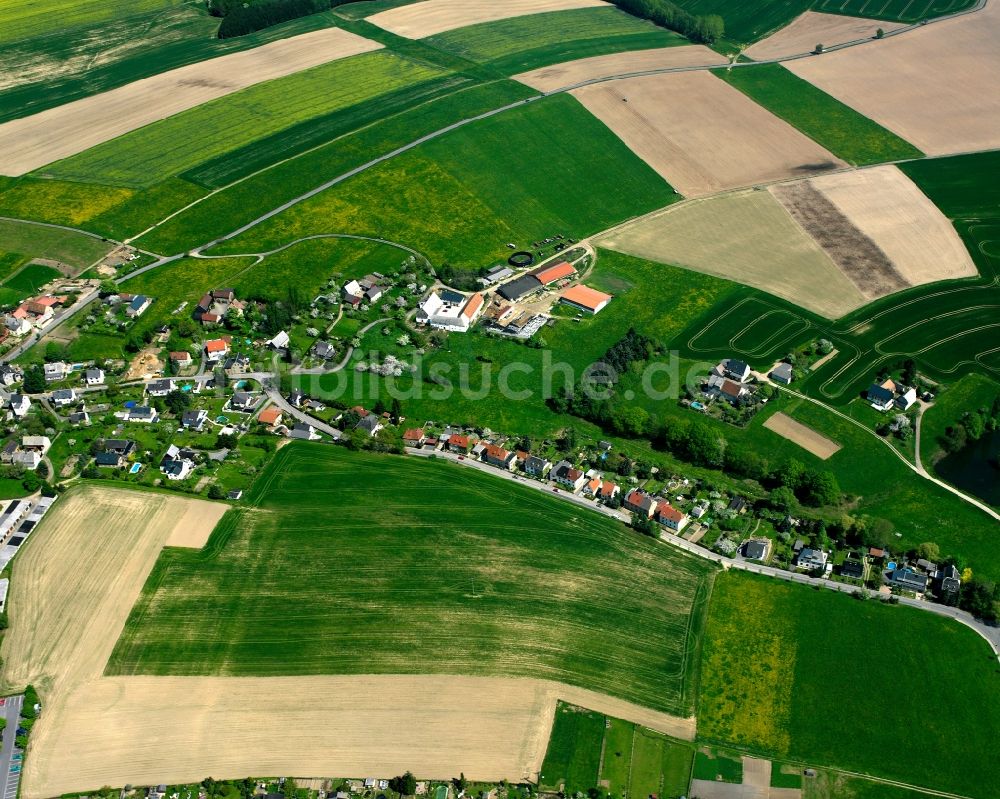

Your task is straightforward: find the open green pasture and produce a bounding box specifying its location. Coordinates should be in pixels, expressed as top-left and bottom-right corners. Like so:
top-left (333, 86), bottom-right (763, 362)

top-left (0, 177), bottom-right (135, 228)
top-left (0, 0), bottom-right (181, 44)
top-left (699, 570), bottom-right (1000, 798)
top-left (671, 0), bottom-right (975, 43)
top-left (717, 64), bottom-right (921, 165)
top-left (0, 251), bottom-right (28, 283)
top-left (900, 149), bottom-right (1000, 219)
top-left (0, 7), bottom-right (352, 122)
top-left (540, 701), bottom-right (693, 798)
top-left (0, 218), bottom-right (112, 268)
top-left (108, 444), bottom-right (715, 716)
top-left (41, 52), bottom-right (450, 188)
top-left (136, 80), bottom-right (535, 254)
top-left (2, 262), bottom-right (59, 294)
top-left (336, 0), bottom-right (422, 19)
top-left (209, 94), bottom-right (675, 265)
top-left (424, 7), bottom-right (686, 75)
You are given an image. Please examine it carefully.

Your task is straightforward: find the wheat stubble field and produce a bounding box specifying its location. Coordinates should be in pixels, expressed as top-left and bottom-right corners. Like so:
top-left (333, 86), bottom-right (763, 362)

top-left (4, 447), bottom-right (708, 796)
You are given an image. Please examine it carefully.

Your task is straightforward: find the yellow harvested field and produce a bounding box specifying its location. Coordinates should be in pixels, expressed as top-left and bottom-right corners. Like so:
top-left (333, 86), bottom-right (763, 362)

top-left (787, 2), bottom-right (1000, 155)
top-left (802, 166), bottom-right (977, 287)
top-left (596, 189), bottom-right (867, 318)
top-left (513, 45), bottom-right (726, 92)
top-left (28, 676), bottom-right (693, 797)
top-left (571, 71), bottom-right (846, 197)
top-left (764, 412), bottom-right (841, 460)
top-left (0, 27), bottom-right (381, 176)
top-left (744, 11), bottom-right (904, 61)
top-left (5, 486), bottom-right (692, 799)
top-left (366, 0), bottom-right (605, 39)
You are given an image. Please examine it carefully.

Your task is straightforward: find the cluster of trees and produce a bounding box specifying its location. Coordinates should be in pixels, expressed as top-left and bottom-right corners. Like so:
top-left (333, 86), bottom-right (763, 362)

top-left (215, 0), bottom-right (359, 38)
top-left (939, 392), bottom-right (1000, 454)
top-left (435, 262), bottom-right (481, 292)
top-left (611, 0), bottom-right (724, 44)
top-left (959, 575), bottom-right (999, 622)
top-left (600, 327), bottom-right (655, 379)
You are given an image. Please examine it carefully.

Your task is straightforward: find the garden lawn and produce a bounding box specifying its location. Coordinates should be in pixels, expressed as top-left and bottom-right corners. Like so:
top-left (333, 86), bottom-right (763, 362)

top-left (424, 7), bottom-right (686, 74)
top-left (698, 571), bottom-right (1000, 797)
top-left (717, 64), bottom-right (921, 165)
top-left (108, 444), bottom-right (716, 717)
top-left (211, 94), bottom-right (675, 266)
top-left (0, 218), bottom-right (112, 267)
top-left (42, 52), bottom-right (451, 188)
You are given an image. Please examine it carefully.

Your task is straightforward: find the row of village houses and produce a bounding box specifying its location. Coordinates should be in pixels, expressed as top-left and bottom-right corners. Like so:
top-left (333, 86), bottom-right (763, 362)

top-left (398, 427), bottom-right (690, 532)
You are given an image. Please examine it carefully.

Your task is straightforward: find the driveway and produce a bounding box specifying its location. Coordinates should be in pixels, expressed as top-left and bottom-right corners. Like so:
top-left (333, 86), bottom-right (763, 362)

top-left (0, 694), bottom-right (24, 799)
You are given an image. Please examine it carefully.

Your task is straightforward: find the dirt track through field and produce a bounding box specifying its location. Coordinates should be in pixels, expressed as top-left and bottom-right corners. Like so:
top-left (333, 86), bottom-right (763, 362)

top-left (771, 180), bottom-right (908, 299)
top-left (787, 0), bottom-right (1000, 155)
top-left (571, 71), bottom-right (846, 197)
top-left (366, 0), bottom-right (605, 39)
top-left (4, 486), bottom-right (693, 798)
top-left (513, 45), bottom-right (726, 92)
top-left (764, 412), bottom-right (841, 460)
top-left (744, 11), bottom-right (904, 61)
top-left (0, 27), bottom-right (381, 176)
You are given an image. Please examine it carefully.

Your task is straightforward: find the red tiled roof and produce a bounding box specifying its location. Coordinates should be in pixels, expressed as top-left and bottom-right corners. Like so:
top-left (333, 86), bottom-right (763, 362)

top-left (170, 351), bottom-right (192, 362)
top-left (567, 467), bottom-right (583, 481)
top-left (450, 434), bottom-right (470, 449)
top-left (352, 406), bottom-right (369, 417)
top-left (30, 296), bottom-right (60, 307)
top-left (657, 502), bottom-right (684, 523)
top-left (483, 443), bottom-right (510, 461)
top-left (561, 284), bottom-right (612, 311)
top-left (461, 292), bottom-right (484, 319)
top-left (531, 261), bottom-right (576, 285)
top-left (258, 407), bottom-right (282, 425)
top-left (201, 313), bottom-right (220, 323)
top-left (205, 339), bottom-right (228, 353)
top-left (721, 379), bottom-right (743, 397)
top-left (599, 482), bottom-right (617, 497)
top-left (403, 429), bottom-right (425, 442)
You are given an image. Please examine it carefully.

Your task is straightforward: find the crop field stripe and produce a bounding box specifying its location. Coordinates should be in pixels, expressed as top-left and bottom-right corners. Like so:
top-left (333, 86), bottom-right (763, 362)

top-left (39, 51), bottom-right (450, 188)
top-left (716, 64), bottom-right (922, 166)
top-left (108, 444), bottom-right (715, 716)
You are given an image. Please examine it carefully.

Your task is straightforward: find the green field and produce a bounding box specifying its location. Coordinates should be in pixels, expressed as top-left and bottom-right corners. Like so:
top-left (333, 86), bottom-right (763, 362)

top-left (0, 251), bottom-right (28, 283)
top-left (539, 705), bottom-right (605, 792)
top-left (540, 702), bottom-right (693, 799)
top-left (671, 0), bottom-right (976, 43)
top-left (41, 52), bottom-right (451, 187)
top-left (900, 149), bottom-right (1000, 219)
top-left (699, 571), bottom-right (1000, 797)
top-left (1, 262), bottom-right (60, 294)
top-left (0, 8), bottom-right (355, 122)
top-left (424, 7), bottom-right (686, 75)
top-left (210, 94), bottom-right (675, 265)
top-left (0, 177), bottom-right (135, 228)
top-left (0, 218), bottom-right (112, 268)
top-left (0, 0), bottom-right (181, 43)
top-left (136, 80), bottom-right (535, 253)
top-left (716, 64), bottom-right (922, 165)
top-left (108, 445), bottom-right (716, 715)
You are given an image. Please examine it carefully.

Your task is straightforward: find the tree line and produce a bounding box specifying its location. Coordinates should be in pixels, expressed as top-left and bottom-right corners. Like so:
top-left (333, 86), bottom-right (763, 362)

top-left (212, 0), bottom-right (364, 39)
top-left (610, 0), bottom-right (724, 45)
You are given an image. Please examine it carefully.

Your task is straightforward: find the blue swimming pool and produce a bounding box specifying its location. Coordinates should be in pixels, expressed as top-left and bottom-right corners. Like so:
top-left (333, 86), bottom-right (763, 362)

top-left (129, 463), bottom-right (142, 474)
top-left (691, 401), bottom-right (705, 410)
top-left (887, 560), bottom-right (897, 571)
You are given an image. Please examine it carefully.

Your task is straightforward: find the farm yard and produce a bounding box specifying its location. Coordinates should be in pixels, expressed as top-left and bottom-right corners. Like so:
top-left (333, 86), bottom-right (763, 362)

top-left (786, 0), bottom-right (1000, 155)
top-left (514, 45), bottom-right (726, 92)
top-left (365, 0), bottom-right (606, 39)
top-left (109, 444), bottom-right (716, 716)
top-left (698, 571), bottom-right (1000, 798)
top-left (40, 51), bottom-right (448, 187)
top-left (570, 71), bottom-right (846, 197)
top-left (422, 7), bottom-right (687, 74)
top-left (0, 26), bottom-right (382, 176)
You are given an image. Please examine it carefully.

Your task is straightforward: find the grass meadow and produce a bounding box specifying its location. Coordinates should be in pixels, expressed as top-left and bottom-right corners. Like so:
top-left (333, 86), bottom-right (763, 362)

top-left (0, 218), bottom-right (112, 267)
top-left (671, 0), bottom-right (976, 43)
top-left (900, 149), bottom-right (1000, 219)
top-left (717, 64), bottom-right (922, 165)
top-left (108, 444), bottom-right (716, 716)
top-left (42, 52), bottom-right (450, 188)
top-left (699, 571), bottom-right (1000, 797)
top-left (2, 262), bottom-right (59, 293)
top-left (540, 702), bottom-right (694, 797)
top-left (919, 372), bottom-right (1000, 464)
top-left (0, 177), bottom-right (134, 228)
top-left (0, 0), bottom-right (181, 44)
top-left (423, 7), bottom-right (686, 75)
top-left (210, 94), bottom-right (675, 265)
top-left (137, 80), bottom-right (536, 254)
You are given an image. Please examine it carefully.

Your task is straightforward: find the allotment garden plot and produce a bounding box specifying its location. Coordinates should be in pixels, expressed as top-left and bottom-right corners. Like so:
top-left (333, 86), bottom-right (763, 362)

top-left (0, 26), bottom-right (381, 176)
top-left (571, 71), bottom-right (846, 197)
